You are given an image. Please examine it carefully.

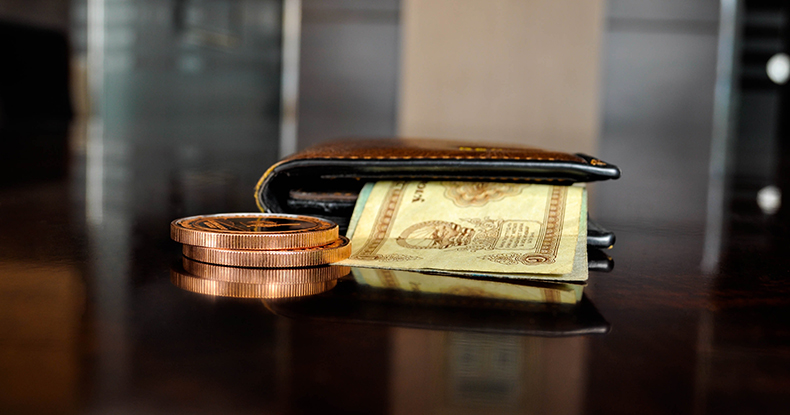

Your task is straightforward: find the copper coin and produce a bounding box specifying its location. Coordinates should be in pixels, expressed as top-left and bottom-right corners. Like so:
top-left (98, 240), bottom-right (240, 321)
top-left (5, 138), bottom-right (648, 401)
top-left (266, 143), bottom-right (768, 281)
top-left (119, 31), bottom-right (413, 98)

top-left (182, 257), bottom-right (350, 283)
top-left (170, 268), bottom-right (337, 299)
top-left (182, 236), bottom-right (351, 268)
top-left (170, 213), bottom-right (338, 249)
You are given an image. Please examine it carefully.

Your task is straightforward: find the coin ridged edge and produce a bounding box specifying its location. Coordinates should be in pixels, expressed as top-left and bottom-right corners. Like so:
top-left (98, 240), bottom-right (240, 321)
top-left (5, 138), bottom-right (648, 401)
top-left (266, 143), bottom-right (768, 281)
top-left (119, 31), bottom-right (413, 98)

top-left (182, 236), bottom-right (351, 268)
top-left (170, 213), bottom-right (339, 249)
top-left (170, 269), bottom-right (338, 298)
top-left (182, 257), bottom-right (351, 283)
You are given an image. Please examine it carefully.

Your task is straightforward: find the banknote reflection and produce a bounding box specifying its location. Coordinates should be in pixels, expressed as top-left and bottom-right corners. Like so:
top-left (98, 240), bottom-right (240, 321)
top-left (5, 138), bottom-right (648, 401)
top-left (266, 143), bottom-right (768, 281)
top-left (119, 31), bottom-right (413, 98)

top-left (267, 268), bottom-right (604, 413)
top-left (265, 267), bottom-right (608, 336)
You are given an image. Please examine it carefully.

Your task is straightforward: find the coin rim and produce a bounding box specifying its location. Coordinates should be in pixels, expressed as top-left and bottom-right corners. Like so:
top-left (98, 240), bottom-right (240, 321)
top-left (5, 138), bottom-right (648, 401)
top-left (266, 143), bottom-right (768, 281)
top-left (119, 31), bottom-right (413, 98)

top-left (182, 236), bottom-right (351, 268)
top-left (170, 213), bottom-right (339, 249)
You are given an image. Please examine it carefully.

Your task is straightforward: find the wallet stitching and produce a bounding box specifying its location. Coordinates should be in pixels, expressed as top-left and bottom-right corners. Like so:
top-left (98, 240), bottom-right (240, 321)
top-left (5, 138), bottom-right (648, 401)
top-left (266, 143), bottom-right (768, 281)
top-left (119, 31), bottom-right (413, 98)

top-left (343, 175), bottom-right (570, 182)
top-left (326, 155), bottom-right (565, 161)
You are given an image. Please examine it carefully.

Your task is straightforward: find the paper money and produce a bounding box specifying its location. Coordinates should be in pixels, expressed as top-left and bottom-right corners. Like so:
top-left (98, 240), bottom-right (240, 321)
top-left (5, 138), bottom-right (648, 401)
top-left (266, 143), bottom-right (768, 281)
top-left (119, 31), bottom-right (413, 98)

top-left (339, 181), bottom-right (586, 281)
top-left (438, 203), bottom-right (588, 282)
top-left (352, 267), bottom-right (583, 304)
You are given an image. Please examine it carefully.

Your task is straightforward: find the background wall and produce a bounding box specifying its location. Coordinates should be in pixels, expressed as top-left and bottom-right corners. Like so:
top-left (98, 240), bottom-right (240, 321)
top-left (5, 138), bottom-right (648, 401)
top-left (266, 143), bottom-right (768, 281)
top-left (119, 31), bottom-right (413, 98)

top-left (398, 0), bottom-right (605, 155)
top-left (297, 0), bottom-right (400, 150)
top-left (594, 0), bottom-right (719, 226)
top-left (296, 0), bottom-right (721, 233)
top-left (1, 0), bottom-right (724, 233)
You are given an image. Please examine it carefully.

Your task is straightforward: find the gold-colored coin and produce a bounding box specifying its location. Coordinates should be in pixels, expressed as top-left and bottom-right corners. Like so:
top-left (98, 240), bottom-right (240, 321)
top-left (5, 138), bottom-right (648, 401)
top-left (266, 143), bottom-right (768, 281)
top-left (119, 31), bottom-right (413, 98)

top-left (182, 257), bottom-right (350, 283)
top-left (182, 236), bottom-right (351, 268)
top-left (170, 213), bottom-right (338, 250)
top-left (170, 269), bottom-right (337, 299)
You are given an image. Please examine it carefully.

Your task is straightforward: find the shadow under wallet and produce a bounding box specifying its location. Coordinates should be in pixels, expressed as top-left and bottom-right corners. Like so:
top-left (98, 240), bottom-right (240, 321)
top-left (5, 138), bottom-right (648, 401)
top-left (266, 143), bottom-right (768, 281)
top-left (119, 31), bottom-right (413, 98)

top-left (265, 267), bottom-right (611, 337)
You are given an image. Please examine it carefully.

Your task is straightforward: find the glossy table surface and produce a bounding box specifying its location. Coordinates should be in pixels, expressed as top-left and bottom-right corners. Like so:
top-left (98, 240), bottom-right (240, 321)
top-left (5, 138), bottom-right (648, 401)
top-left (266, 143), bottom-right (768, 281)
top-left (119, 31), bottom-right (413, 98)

top-left (1, 126), bottom-right (788, 415)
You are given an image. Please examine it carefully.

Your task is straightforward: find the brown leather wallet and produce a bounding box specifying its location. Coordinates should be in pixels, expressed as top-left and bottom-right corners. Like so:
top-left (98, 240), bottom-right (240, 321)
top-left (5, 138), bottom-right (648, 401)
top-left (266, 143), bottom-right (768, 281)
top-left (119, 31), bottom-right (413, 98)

top-left (255, 138), bottom-right (620, 246)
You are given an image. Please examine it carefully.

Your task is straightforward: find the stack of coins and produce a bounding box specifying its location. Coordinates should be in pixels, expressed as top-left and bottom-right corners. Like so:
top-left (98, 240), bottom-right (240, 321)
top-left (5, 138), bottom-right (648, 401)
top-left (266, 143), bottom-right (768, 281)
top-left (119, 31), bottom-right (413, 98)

top-left (169, 213), bottom-right (351, 299)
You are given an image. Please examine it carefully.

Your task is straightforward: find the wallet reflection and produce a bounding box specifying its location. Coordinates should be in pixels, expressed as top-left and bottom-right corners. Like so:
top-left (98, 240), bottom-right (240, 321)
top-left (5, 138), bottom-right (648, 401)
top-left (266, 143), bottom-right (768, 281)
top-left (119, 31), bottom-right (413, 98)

top-left (265, 268), bottom-right (610, 336)
top-left (170, 258), bottom-right (350, 299)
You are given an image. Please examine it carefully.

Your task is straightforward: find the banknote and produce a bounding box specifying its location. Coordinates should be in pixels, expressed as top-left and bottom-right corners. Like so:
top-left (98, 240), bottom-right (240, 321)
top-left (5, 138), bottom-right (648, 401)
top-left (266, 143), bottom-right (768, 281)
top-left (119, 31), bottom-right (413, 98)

top-left (339, 181), bottom-right (585, 280)
top-left (436, 202), bottom-right (588, 281)
top-left (352, 267), bottom-right (583, 304)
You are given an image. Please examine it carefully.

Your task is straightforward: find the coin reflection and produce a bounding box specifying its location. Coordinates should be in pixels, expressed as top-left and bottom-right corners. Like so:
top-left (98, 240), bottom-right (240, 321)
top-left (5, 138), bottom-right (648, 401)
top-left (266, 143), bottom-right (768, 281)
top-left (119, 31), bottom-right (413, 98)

top-left (170, 259), bottom-right (350, 299)
top-left (182, 257), bottom-right (350, 283)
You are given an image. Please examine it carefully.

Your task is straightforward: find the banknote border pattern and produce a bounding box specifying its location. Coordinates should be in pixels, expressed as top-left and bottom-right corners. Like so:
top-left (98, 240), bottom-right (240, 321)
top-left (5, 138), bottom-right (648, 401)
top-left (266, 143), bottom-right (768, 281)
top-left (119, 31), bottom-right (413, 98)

top-left (350, 182), bottom-right (421, 261)
top-left (481, 185), bottom-right (567, 265)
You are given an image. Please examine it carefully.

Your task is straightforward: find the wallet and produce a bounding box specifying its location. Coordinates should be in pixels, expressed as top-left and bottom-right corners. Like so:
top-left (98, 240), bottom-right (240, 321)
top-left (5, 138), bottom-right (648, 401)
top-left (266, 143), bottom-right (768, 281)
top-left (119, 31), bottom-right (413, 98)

top-left (255, 138), bottom-right (620, 247)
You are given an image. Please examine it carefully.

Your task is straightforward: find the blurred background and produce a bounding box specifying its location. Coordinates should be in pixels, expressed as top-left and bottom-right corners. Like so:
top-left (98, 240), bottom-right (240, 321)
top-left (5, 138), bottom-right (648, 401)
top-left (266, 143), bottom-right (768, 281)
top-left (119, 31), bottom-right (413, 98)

top-left (1, 0), bottom-right (786, 236)
top-left (1, 0), bottom-right (787, 226)
top-left (0, 0), bottom-right (788, 413)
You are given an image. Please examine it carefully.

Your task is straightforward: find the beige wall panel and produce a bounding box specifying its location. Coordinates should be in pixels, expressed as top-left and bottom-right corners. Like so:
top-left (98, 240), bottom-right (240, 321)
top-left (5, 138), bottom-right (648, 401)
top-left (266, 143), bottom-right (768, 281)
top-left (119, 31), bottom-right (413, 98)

top-left (399, 0), bottom-right (604, 154)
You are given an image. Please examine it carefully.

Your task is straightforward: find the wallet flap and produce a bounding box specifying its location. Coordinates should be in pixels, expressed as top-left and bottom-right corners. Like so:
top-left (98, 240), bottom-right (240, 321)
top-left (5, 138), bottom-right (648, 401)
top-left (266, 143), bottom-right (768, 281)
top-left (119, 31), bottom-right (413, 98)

top-left (256, 138), bottom-right (621, 216)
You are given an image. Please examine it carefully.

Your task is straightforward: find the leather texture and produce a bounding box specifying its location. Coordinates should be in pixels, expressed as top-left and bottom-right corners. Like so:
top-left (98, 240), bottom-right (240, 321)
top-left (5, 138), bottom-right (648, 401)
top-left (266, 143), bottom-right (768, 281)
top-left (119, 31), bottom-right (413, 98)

top-left (255, 137), bottom-right (620, 246)
top-left (279, 137), bottom-right (587, 163)
top-left (258, 138), bottom-right (620, 189)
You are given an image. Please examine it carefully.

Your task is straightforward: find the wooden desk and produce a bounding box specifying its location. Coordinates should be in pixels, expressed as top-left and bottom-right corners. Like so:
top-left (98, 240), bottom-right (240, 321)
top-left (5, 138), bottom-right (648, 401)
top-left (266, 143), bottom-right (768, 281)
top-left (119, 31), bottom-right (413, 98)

top-left (0, 130), bottom-right (787, 415)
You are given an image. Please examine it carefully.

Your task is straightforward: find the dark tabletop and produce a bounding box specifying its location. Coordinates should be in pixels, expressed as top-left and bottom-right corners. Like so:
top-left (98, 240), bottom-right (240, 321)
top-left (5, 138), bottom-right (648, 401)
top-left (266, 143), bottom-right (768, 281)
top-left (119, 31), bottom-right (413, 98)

top-left (1, 126), bottom-right (788, 415)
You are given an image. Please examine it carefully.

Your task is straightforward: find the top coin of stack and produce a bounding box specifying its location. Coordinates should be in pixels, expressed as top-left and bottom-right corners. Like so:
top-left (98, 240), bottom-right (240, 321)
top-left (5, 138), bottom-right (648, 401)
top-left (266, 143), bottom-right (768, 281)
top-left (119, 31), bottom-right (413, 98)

top-left (170, 213), bottom-right (351, 267)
